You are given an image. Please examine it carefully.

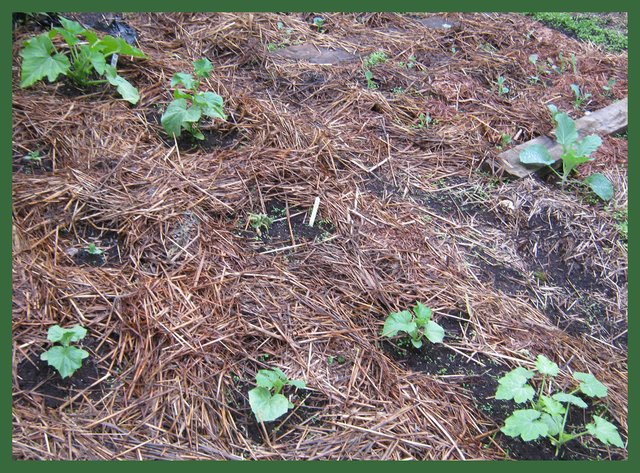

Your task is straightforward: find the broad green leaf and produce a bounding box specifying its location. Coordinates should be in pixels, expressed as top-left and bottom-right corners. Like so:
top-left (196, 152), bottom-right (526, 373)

top-left (539, 395), bottom-right (566, 416)
top-left (552, 392), bottom-right (588, 408)
top-left (423, 320), bottom-right (445, 344)
top-left (194, 58), bottom-right (213, 78)
top-left (19, 34), bottom-right (70, 87)
top-left (535, 354), bottom-right (559, 377)
top-left (410, 337), bottom-right (423, 349)
top-left (554, 113), bottom-right (578, 146)
top-left (586, 416), bottom-right (624, 448)
top-left (574, 134), bottom-right (602, 157)
top-left (560, 151), bottom-right (593, 181)
top-left (54, 17), bottom-right (86, 45)
top-left (412, 302), bottom-right (432, 326)
top-left (547, 104), bottom-right (559, 116)
top-left (495, 367), bottom-right (535, 403)
top-left (87, 47), bottom-right (107, 75)
top-left (248, 387), bottom-right (291, 422)
top-left (47, 324), bottom-right (87, 346)
top-left (193, 91), bottom-right (226, 120)
top-left (501, 409), bottom-right (549, 441)
top-left (171, 72), bottom-right (196, 90)
top-left (570, 83), bottom-right (581, 98)
top-left (288, 379), bottom-right (306, 390)
top-left (381, 310), bottom-right (416, 338)
top-left (540, 412), bottom-right (563, 437)
top-left (173, 90), bottom-right (192, 100)
top-left (574, 372), bottom-right (607, 398)
top-left (584, 173), bottom-right (614, 201)
top-left (161, 98), bottom-right (202, 138)
top-left (97, 35), bottom-right (146, 58)
top-left (104, 65), bottom-right (140, 104)
top-left (41, 345), bottom-right (89, 378)
top-left (255, 368), bottom-right (287, 391)
top-left (519, 144), bottom-right (555, 166)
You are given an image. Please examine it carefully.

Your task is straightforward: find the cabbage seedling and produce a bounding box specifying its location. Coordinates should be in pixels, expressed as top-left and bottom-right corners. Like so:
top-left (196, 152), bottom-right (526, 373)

top-left (248, 368), bottom-right (306, 422)
top-left (40, 324), bottom-right (90, 379)
top-left (161, 58), bottom-right (226, 140)
top-left (496, 355), bottom-right (624, 456)
top-left (381, 302), bottom-right (444, 348)
top-left (518, 105), bottom-right (613, 201)
top-left (19, 16), bottom-right (145, 103)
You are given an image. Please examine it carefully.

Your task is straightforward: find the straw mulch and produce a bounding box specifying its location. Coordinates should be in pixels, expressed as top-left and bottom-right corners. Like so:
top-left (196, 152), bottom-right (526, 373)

top-left (12, 12), bottom-right (627, 460)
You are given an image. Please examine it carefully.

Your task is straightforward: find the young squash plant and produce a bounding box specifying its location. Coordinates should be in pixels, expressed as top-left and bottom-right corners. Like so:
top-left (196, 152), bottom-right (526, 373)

top-left (40, 324), bottom-right (89, 379)
top-left (161, 58), bottom-right (226, 140)
top-left (518, 105), bottom-right (613, 201)
top-left (496, 354), bottom-right (624, 456)
top-left (248, 368), bottom-right (306, 422)
top-left (19, 16), bottom-right (146, 104)
top-left (381, 302), bottom-right (444, 348)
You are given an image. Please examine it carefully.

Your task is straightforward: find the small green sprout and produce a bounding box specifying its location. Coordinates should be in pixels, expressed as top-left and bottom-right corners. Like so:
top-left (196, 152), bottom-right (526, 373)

top-left (602, 78), bottom-right (616, 97)
top-left (413, 113), bottom-right (432, 129)
top-left (518, 105), bottom-right (613, 201)
top-left (248, 213), bottom-right (273, 236)
top-left (248, 368), bottom-right (306, 422)
top-left (496, 76), bottom-right (509, 96)
top-left (161, 58), bottom-right (226, 140)
top-left (40, 324), bottom-right (89, 378)
top-left (312, 16), bottom-right (326, 32)
top-left (496, 355), bottom-right (624, 456)
top-left (363, 50), bottom-right (387, 69)
top-left (23, 150), bottom-right (42, 163)
top-left (382, 302), bottom-right (444, 348)
top-left (86, 243), bottom-right (103, 255)
top-left (570, 84), bottom-right (592, 109)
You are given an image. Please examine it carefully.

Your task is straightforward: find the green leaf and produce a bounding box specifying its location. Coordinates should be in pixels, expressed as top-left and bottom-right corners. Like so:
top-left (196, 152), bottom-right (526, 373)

top-left (495, 367), bottom-right (535, 403)
top-left (586, 416), bottom-right (624, 448)
top-left (501, 409), bottom-right (549, 441)
top-left (540, 412), bottom-right (563, 437)
top-left (423, 320), bottom-right (445, 344)
top-left (552, 392), bottom-right (588, 408)
top-left (539, 395), bottom-right (566, 416)
top-left (574, 372), bottom-right (608, 398)
top-left (97, 35), bottom-right (146, 58)
top-left (410, 337), bottom-right (423, 349)
top-left (255, 368), bottom-right (288, 391)
top-left (54, 17), bottom-right (86, 45)
top-left (87, 47), bottom-right (107, 75)
top-left (194, 58), bottom-right (213, 78)
top-left (193, 91), bottom-right (226, 120)
top-left (381, 310), bottom-right (416, 338)
top-left (584, 173), bottom-right (614, 201)
top-left (535, 354), bottom-right (559, 377)
top-left (40, 345), bottom-right (89, 378)
top-left (570, 83), bottom-right (581, 98)
top-left (288, 379), bottom-right (306, 390)
top-left (412, 302), bottom-right (432, 326)
top-left (554, 113), bottom-right (578, 146)
top-left (171, 72), bottom-right (196, 90)
top-left (547, 104), bottom-right (559, 116)
top-left (574, 134), bottom-right (602, 157)
top-left (19, 34), bottom-right (70, 87)
top-left (47, 324), bottom-right (87, 346)
top-left (519, 144), bottom-right (555, 166)
top-left (248, 387), bottom-right (291, 422)
top-left (104, 65), bottom-right (140, 104)
top-left (161, 98), bottom-right (202, 138)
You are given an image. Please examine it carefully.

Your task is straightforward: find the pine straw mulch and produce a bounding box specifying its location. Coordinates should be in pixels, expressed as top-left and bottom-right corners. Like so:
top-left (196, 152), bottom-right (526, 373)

top-left (12, 12), bottom-right (627, 460)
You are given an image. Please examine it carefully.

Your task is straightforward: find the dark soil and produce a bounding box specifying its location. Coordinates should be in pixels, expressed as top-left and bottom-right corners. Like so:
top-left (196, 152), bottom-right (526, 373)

top-left (16, 337), bottom-right (108, 408)
top-left (58, 226), bottom-right (123, 267)
top-left (12, 151), bottom-right (54, 175)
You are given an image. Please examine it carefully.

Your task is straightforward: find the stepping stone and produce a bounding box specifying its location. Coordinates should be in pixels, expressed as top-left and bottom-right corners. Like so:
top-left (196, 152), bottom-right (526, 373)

top-left (271, 43), bottom-right (357, 65)
top-left (416, 16), bottom-right (459, 30)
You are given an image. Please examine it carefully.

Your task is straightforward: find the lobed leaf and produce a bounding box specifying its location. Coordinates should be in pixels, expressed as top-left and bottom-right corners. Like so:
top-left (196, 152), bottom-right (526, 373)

top-left (171, 72), bottom-right (196, 91)
top-left (381, 310), bottom-right (416, 338)
top-left (193, 91), bottom-right (226, 120)
top-left (540, 412), bottom-right (563, 437)
top-left (19, 34), bottom-right (70, 88)
top-left (501, 409), bottom-right (549, 441)
top-left (519, 144), bottom-right (555, 166)
top-left (248, 387), bottom-right (290, 422)
top-left (573, 372), bottom-right (607, 398)
top-left (584, 173), bottom-right (614, 201)
top-left (194, 58), bottom-right (213, 78)
top-left (47, 324), bottom-right (87, 346)
top-left (552, 392), bottom-right (587, 408)
top-left (535, 354), bottom-right (559, 377)
top-left (586, 416), bottom-right (624, 448)
top-left (97, 35), bottom-right (146, 58)
top-left (161, 98), bottom-right (202, 138)
top-left (539, 395), bottom-right (565, 417)
top-left (495, 367), bottom-right (535, 403)
top-left (412, 302), bottom-right (432, 326)
top-left (41, 345), bottom-right (89, 379)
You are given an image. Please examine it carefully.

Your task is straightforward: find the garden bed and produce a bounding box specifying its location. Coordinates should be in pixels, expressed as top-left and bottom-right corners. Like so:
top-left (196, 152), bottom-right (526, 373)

top-left (12, 12), bottom-right (627, 460)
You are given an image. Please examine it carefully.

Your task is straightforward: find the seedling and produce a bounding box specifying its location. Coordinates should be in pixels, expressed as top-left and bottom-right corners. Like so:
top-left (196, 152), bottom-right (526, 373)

top-left (19, 16), bottom-right (145, 103)
top-left (361, 50), bottom-right (387, 90)
top-left (248, 368), bottom-right (306, 422)
top-left (496, 76), bottom-right (509, 96)
top-left (312, 16), bottom-right (326, 32)
top-left (570, 84), bottom-right (592, 109)
top-left (40, 324), bottom-right (89, 379)
top-left (602, 78), bottom-right (616, 97)
top-left (381, 302), bottom-right (444, 348)
top-left (496, 133), bottom-right (512, 150)
top-left (411, 113), bottom-right (432, 130)
top-left (518, 105), bottom-right (613, 201)
top-left (22, 150), bottom-right (43, 163)
top-left (248, 213), bottom-right (273, 237)
top-left (161, 58), bottom-right (226, 140)
top-left (496, 355), bottom-right (624, 456)
top-left (86, 243), bottom-right (104, 255)
top-left (398, 55), bottom-right (417, 69)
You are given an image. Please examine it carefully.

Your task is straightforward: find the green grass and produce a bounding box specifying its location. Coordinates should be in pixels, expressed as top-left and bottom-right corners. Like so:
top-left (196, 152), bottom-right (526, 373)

top-left (528, 13), bottom-right (627, 52)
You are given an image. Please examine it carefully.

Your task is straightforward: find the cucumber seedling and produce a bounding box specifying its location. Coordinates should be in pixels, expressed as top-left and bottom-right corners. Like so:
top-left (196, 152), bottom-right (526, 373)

top-left (381, 302), bottom-right (444, 348)
top-left (41, 324), bottom-right (90, 379)
top-left (248, 368), bottom-right (306, 422)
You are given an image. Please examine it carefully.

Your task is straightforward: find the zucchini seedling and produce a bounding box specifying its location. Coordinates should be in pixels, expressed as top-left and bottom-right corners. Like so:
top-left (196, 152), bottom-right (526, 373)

top-left (40, 324), bottom-right (89, 378)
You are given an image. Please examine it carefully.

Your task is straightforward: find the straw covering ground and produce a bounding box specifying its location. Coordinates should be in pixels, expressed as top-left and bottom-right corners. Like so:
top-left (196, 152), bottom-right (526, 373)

top-left (12, 12), bottom-right (627, 460)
